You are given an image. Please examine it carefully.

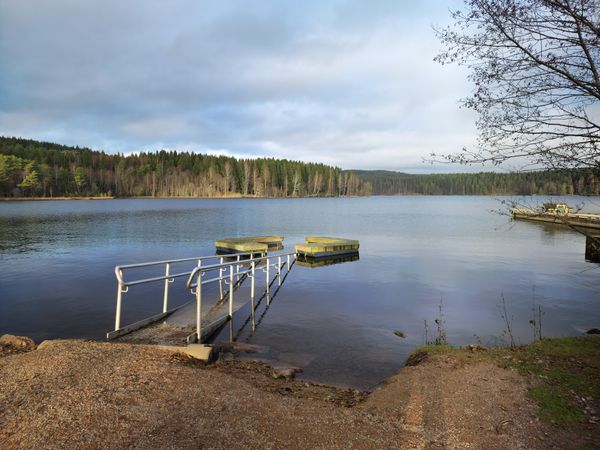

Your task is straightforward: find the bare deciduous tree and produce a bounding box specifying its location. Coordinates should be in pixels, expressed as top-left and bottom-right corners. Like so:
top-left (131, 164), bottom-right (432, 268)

top-left (434, 0), bottom-right (600, 169)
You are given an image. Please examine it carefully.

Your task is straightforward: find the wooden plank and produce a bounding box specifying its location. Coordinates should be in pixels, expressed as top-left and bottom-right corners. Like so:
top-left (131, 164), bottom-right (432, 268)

top-left (215, 235), bottom-right (284, 253)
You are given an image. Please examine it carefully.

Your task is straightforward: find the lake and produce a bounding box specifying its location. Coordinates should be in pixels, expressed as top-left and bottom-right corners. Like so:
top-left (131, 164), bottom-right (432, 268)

top-left (1, 196), bottom-right (599, 389)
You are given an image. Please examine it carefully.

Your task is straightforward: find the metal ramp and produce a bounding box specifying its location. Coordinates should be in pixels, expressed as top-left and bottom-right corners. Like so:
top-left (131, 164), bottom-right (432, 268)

top-left (108, 251), bottom-right (296, 346)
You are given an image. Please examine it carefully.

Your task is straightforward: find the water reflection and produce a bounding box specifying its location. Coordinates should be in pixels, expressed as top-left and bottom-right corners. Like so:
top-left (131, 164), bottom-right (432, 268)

top-left (209, 262), bottom-right (294, 343)
top-left (1, 196), bottom-right (600, 388)
top-left (295, 253), bottom-right (360, 268)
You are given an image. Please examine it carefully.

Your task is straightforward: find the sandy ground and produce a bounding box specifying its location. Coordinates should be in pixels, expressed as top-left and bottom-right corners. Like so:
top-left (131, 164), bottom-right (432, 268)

top-left (0, 339), bottom-right (575, 449)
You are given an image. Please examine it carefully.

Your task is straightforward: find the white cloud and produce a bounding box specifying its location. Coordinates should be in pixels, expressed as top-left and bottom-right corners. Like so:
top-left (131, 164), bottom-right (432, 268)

top-left (0, 0), bottom-right (476, 172)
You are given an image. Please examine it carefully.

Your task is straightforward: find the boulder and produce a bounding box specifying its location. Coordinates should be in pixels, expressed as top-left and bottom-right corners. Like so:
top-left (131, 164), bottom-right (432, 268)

top-left (273, 367), bottom-right (303, 380)
top-left (216, 341), bottom-right (262, 354)
top-left (0, 334), bottom-right (37, 352)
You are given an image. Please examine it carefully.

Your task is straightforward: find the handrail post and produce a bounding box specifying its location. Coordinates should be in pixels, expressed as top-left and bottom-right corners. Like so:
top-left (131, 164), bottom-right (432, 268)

top-left (287, 254), bottom-right (291, 272)
top-left (219, 256), bottom-right (224, 300)
top-left (162, 263), bottom-right (170, 313)
top-left (277, 256), bottom-right (281, 286)
top-left (251, 260), bottom-right (255, 299)
top-left (250, 257), bottom-right (256, 330)
top-left (229, 264), bottom-right (234, 318)
top-left (236, 254), bottom-right (241, 282)
top-left (196, 272), bottom-right (202, 342)
top-left (115, 269), bottom-right (124, 331)
top-left (265, 255), bottom-right (270, 294)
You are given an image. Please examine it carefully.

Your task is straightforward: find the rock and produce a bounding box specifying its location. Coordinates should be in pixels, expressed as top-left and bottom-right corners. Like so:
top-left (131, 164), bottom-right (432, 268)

top-left (393, 330), bottom-right (406, 338)
top-left (465, 344), bottom-right (487, 352)
top-left (216, 341), bottom-right (262, 354)
top-left (36, 340), bottom-right (53, 350)
top-left (0, 334), bottom-right (36, 351)
top-left (273, 367), bottom-right (303, 379)
top-left (406, 351), bottom-right (428, 366)
top-left (585, 328), bottom-right (600, 335)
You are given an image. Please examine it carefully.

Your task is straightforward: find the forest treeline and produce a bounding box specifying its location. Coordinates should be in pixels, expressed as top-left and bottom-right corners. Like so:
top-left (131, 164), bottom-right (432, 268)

top-left (0, 137), bottom-right (370, 198)
top-left (354, 169), bottom-right (600, 196)
top-left (2, 137), bottom-right (599, 198)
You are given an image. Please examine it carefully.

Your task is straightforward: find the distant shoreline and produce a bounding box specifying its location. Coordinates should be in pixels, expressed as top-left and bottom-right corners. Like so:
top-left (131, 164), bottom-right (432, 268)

top-left (1, 193), bottom-right (598, 202)
top-left (0, 196), bottom-right (116, 201)
top-left (0, 194), bottom-right (343, 201)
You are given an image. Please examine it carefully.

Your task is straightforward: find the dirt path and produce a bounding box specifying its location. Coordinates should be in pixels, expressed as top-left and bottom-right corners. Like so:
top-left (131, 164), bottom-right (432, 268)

top-left (364, 354), bottom-right (543, 449)
top-left (0, 339), bottom-right (578, 449)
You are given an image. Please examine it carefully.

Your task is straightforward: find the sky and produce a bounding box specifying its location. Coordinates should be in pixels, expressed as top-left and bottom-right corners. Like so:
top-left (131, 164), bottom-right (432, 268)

top-left (0, 0), bottom-right (480, 173)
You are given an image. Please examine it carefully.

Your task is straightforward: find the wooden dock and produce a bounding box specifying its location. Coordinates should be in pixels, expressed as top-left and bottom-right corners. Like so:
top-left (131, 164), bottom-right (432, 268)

top-left (294, 236), bottom-right (359, 258)
top-left (512, 209), bottom-right (600, 230)
top-left (215, 236), bottom-right (284, 253)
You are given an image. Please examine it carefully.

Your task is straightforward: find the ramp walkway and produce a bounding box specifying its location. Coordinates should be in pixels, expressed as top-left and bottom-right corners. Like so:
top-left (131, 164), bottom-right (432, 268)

top-left (108, 251), bottom-right (295, 346)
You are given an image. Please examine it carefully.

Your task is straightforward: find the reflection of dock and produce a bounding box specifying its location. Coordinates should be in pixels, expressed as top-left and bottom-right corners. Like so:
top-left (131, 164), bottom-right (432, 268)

top-left (227, 266), bottom-right (294, 343)
top-left (295, 253), bottom-right (359, 268)
top-left (586, 235), bottom-right (600, 262)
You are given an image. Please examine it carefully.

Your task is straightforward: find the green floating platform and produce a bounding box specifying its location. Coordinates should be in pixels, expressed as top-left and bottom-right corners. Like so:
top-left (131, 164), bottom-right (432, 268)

top-left (215, 236), bottom-right (284, 254)
top-left (294, 236), bottom-right (359, 259)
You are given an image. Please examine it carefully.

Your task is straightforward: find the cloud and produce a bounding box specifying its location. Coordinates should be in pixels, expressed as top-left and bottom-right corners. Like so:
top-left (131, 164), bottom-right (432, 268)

top-left (0, 0), bottom-right (475, 172)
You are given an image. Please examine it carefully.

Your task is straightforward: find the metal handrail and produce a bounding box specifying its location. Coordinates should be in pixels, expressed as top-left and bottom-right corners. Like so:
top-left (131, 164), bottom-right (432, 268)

top-left (185, 252), bottom-right (296, 289)
top-left (111, 250), bottom-right (295, 337)
top-left (114, 250), bottom-right (266, 286)
top-left (186, 251), bottom-right (296, 342)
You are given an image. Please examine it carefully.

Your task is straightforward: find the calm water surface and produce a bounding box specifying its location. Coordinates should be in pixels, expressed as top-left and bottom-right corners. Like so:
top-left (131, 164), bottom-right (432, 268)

top-left (1, 196), bottom-right (599, 389)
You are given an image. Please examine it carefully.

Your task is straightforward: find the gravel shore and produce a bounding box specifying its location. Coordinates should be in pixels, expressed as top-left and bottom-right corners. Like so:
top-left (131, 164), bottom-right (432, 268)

top-left (0, 339), bottom-right (575, 449)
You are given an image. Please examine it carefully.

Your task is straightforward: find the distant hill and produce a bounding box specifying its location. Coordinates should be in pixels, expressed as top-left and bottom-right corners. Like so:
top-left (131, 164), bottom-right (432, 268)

top-left (351, 169), bottom-right (600, 196)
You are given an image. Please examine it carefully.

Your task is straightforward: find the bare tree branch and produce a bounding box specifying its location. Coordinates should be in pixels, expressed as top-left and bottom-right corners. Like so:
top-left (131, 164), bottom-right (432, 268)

top-left (434, 0), bottom-right (600, 170)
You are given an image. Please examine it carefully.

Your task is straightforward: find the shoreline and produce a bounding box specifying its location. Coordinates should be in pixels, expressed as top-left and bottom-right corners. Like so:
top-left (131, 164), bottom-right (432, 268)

top-left (0, 194), bottom-right (350, 201)
top-left (2, 193), bottom-right (599, 202)
top-left (1, 335), bottom-right (597, 448)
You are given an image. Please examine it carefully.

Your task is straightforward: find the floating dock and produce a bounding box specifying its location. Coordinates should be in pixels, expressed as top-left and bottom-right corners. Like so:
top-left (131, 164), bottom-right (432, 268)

top-left (512, 209), bottom-right (600, 230)
top-left (294, 236), bottom-right (359, 258)
top-left (215, 236), bottom-right (284, 253)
